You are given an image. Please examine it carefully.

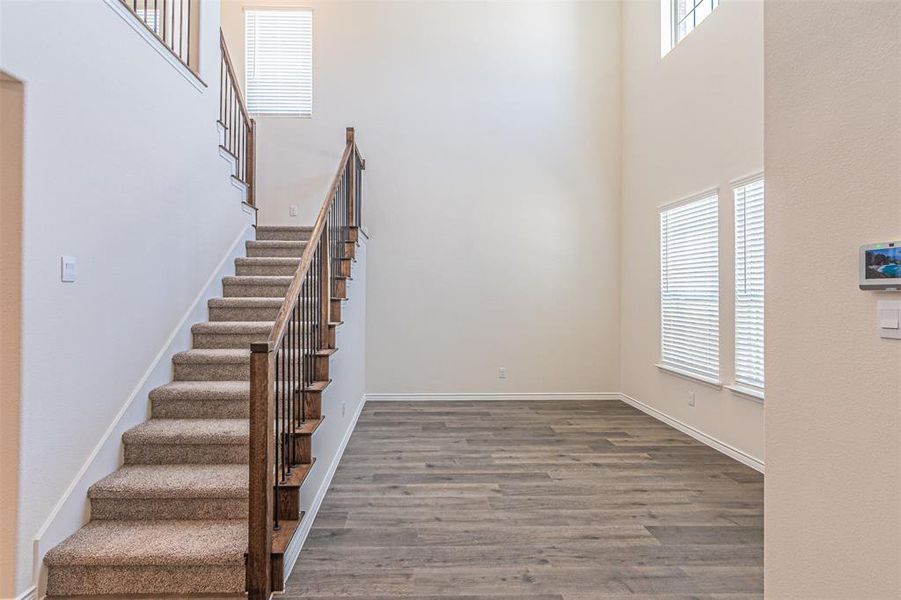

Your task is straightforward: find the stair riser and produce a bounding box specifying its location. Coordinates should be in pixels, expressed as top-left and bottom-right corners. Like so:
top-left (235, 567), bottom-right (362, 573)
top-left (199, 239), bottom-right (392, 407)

top-left (90, 497), bottom-right (247, 520)
top-left (337, 258), bottom-right (352, 278)
top-left (304, 390), bottom-right (322, 420)
top-left (209, 306), bottom-right (281, 321)
top-left (47, 564), bottom-right (244, 596)
top-left (236, 262), bottom-right (299, 276)
top-left (125, 443), bottom-right (248, 465)
top-left (334, 278), bottom-right (348, 298)
top-left (175, 361), bottom-right (249, 381)
top-left (256, 228), bottom-right (312, 241)
top-left (223, 282), bottom-right (290, 298)
top-left (151, 398), bottom-right (248, 419)
top-left (246, 244), bottom-right (306, 258)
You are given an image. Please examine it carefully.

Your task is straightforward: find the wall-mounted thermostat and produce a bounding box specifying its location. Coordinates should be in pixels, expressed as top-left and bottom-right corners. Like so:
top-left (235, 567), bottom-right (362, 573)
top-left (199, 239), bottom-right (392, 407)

top-left (859, 241), bottom-right (901, 290)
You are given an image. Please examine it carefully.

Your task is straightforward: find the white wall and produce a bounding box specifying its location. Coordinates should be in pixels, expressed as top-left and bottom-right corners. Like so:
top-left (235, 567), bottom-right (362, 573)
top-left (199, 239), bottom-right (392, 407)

top-left (222, 0), bottom-right (623, 396)
top-left (764, 2), bottom-right (901, 597)
top-left (0, 1), bottom-right (251, 595)
top-left (620, 0), bottom-right (765, 465)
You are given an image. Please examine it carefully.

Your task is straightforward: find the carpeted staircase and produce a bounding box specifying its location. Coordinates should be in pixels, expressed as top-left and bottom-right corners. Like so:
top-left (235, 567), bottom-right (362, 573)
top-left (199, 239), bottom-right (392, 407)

top-left (43, 225), bottom-right (328, 598)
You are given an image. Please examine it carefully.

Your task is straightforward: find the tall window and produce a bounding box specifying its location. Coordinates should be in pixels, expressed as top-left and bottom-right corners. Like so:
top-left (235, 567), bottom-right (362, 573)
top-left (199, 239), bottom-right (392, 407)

top-left (661, 0), bottom-right (720, 55)
top-left (660, 193), bottom-right (720, 382)
top-left (245, 9), bottom-right (313, 116)
top-left (734, 177), bottom-right (765, 393)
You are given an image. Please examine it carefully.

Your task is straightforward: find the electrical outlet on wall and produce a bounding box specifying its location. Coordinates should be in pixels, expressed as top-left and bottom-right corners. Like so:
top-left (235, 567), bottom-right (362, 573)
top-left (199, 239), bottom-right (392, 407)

top-left (341, 401), bottom-right (346, 417)
top-left (289, 205), bottom-right (298, 217)
top-left (688, 391), bottom-right (696, 407)
top-left (498, 367), bottom-right (507, 380)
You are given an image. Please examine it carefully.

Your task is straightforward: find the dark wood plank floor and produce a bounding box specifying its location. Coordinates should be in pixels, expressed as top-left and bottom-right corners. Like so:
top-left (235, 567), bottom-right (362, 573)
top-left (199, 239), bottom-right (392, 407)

top-left (287, 400), bottom-right (763, 599)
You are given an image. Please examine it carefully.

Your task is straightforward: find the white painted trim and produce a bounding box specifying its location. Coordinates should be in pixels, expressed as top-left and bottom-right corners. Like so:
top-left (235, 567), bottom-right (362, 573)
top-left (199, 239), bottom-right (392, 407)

top-left (103, 0), bottom-right (206, 92)
top-left (658, 186), bottom-right (719, 212)
top-left (281, 394), bottom-right (366, 584)
top-left (725, 383), bottom-right (765, 403)
top-left (14, 586), bottom-right (36, 600)
top-left (656, 363), bottom-right (723, 388)
top-left (618, 393), bottom-right (764, 473)
top-left (29, 222), bottom-right (255, 593)
top-left (365, 392), bottom-right (621, 402)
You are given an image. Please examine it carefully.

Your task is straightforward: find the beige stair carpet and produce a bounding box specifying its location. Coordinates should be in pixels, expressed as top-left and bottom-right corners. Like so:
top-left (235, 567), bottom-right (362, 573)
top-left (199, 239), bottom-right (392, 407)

top-left (43, 226), bottom-right (315, 598)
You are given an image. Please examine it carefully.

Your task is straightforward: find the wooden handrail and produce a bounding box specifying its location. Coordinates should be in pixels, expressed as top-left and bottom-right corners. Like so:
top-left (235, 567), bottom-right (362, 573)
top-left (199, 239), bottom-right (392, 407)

top-left (220, 31), bottom-right (255, 206)
top-left (246, 128), bottom-right (363, 600)
top-left (253, 139), bottom-right (355, 354)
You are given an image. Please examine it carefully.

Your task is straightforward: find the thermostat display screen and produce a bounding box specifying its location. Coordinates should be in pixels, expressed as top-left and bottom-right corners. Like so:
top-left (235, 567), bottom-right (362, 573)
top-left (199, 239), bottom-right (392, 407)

top-left (865, 247), bottom-right (901, 279)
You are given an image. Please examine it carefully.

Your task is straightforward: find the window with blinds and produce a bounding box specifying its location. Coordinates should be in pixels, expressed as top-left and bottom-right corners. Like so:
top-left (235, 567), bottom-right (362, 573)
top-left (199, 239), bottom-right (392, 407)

top-left (660, 193), bottom-right (720, 382)
top-left (245, 9), bottom-right (313, 116)
top-left (734, 177), bottom-right (765, 393)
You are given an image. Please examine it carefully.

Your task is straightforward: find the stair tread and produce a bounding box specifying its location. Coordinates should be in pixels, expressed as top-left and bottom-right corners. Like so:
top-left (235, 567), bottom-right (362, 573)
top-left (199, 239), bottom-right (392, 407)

top-left (123, 419), bottom-right (248, 445)
top-left (150, 381), bottom-right (250, 401)
top-left (89, 465), bottom-right (247, 499)
top-left (256, 226), bottom-right (313, 233)
top-left (222, 275), bottom-right (294, 284)
top-left (191, 321), bottom-right (274, 335)
top-left (208, 297), bottom-right (284, 307)
top-left (280, 459), bottom-right (316, 488)
top-left (44, 520), bottom-right (245, 567)
top-left (245, 240), bottom-right (306, 247)
top-left (173, 349), bottom-right (250, 364)
top-left (234, 257), bottom-right (301, 265)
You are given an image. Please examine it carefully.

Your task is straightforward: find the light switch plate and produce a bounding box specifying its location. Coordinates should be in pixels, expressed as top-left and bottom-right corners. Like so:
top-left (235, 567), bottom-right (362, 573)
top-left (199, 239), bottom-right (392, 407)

top-left (877, 300), bottom-right (901, 339)
top-left (61, 256), bottom-right (77, 283)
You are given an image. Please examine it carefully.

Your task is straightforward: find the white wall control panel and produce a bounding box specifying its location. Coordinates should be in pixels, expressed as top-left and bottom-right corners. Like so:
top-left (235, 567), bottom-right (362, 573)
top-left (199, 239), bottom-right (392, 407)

top-left (61, 256), bottom-right (77, 282)
top-left (877, 300), bottom-right (901, 339)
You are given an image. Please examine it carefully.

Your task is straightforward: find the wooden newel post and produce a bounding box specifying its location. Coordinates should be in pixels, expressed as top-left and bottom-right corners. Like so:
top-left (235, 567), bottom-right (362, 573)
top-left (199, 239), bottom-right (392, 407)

top-left (247, 119), bottom-right (257, 207)
top-left (247, 347), bottom-right (274, 600)
top-left (346, 127), bottom-right (356, 227)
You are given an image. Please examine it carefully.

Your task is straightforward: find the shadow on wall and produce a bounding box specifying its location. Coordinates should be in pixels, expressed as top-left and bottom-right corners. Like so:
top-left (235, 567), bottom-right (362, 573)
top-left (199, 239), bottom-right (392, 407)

top-left (0, 71), bottom-right (24, 599)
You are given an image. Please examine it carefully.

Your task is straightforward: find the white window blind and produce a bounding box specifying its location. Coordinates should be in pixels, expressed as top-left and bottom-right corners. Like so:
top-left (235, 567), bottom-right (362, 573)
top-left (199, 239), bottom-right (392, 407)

top-left (660, 193), bottom-right (720, 382)
top-left (734, 177), bottom-right (765, 391)
top-left (245, 9), bottom-right (312, 116)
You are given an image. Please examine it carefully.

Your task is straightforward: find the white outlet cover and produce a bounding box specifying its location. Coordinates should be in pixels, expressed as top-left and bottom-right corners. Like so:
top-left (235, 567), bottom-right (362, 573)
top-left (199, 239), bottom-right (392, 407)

top-left (61, 256), bottom-right (77, 282)
top-left (289, 205), bottom-right (298, 217)
top-left (688, 391), bottom-right (696, 406)
top-left (498, 368), bottom-right (507, 379)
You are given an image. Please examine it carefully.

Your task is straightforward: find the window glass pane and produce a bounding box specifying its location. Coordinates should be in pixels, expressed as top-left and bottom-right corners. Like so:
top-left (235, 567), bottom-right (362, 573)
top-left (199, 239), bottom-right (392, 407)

top-left (245, 9), bottom-right (313, 116)
top-left (734, 178), bottom-right (765, 391)
top-left (660, 193), bottom-right (720, 381)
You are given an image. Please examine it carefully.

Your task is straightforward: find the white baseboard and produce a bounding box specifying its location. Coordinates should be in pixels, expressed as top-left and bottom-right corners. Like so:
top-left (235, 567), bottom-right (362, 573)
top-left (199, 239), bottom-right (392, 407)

top-left (365, 392), bottom-right (621, 402)
top-left (14, 585), bottom-right (36, 600)
top-left (618, 393), bottom-right (765, 473)
top-left (29, 223), bottom-right (255, 594)
top-left (281, 394), bottom-right (366, 584)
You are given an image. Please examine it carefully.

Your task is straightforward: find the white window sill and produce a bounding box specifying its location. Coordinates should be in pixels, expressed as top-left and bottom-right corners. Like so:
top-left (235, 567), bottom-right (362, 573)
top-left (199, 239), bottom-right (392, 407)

top-left (726, 383), bottom-right (765, 403)
top-left (655, 363), bottom-right (722, 388)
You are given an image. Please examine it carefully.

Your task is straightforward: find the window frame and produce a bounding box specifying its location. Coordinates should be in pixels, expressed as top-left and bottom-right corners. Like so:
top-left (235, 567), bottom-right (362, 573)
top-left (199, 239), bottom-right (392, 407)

top-left (657, 190), bottom-right (722, 386)
top-left (244, 6), bottom-right (314, 118)
top-left (661, 0), bottom-right (721, 56)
